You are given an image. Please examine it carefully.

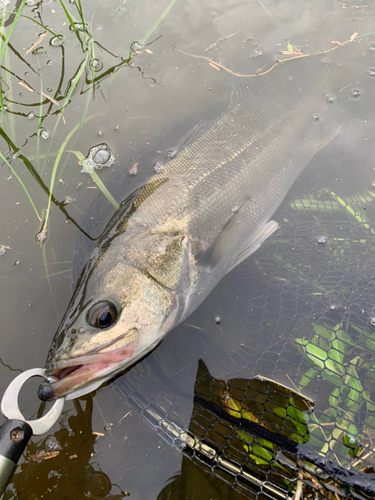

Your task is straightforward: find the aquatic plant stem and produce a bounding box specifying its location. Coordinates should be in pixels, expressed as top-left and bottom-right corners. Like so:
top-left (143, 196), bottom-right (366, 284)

top-left (139, 0), bottom-right (177, 46)
top-left (0, 152), bottom-right (41, 221)
top-left (0, 0), bottom-right (27, 110)
top-left (40, 114), bottom-right (98, 244)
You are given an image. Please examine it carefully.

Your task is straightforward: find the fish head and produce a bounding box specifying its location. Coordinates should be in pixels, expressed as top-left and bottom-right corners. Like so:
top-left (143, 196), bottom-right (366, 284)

top-left (38, 257), bottom-right (176, 401)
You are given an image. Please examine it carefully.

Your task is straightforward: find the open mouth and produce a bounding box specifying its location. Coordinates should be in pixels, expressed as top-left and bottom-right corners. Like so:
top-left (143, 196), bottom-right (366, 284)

top-left (38, 336), bottom-right (137, 401)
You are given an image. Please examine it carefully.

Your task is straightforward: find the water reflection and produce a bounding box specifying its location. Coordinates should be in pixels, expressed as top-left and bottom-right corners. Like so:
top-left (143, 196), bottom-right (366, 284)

top-left (7, 396), bottom-right (126, 500)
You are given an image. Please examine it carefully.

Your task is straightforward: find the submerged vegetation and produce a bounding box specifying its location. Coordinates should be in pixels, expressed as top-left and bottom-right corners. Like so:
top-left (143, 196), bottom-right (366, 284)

top-left (0, 0), bottom-right (177, 244)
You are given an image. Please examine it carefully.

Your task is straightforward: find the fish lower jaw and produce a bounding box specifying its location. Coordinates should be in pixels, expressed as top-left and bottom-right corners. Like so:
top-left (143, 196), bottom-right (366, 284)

top-left (38, 339), bottom-right (137, 401)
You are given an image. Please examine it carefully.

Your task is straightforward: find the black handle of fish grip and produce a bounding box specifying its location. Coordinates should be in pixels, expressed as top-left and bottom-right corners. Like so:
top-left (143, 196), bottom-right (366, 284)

top-left (0, 419), bottom-right (32, 496)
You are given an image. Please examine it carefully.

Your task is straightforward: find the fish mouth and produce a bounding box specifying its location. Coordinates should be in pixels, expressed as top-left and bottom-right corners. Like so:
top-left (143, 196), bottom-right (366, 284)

top-left (38, 335), bottom-right (137, 401)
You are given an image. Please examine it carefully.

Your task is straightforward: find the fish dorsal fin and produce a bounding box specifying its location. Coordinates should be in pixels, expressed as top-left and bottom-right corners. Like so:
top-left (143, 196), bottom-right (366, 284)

top-left (168, 119), bottom-right (217, 158)
top-left (316, 124), bottom-right (342, 152)
top-left (226, 220), bottom-right (279, 274)
top-left (230, 75), bottom-right (260, 107)
top-left (196, 204), bottom-right (245, 270)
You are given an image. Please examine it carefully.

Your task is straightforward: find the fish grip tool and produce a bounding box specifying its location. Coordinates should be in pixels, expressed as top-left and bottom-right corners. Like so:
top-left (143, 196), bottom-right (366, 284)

top-left (0, 368), bottom-right (65, 497)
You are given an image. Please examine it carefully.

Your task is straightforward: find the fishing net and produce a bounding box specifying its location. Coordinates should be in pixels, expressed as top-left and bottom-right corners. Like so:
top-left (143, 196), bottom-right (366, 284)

top-left (110, 190), bottom-right (375, 500)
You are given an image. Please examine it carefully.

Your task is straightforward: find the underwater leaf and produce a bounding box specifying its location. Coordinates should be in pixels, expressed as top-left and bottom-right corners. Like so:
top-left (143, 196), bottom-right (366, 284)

top-left (331, 338), bottom-right (350, 354)
top-left (295, 337), bottom-right (309, 346)
top-left (306, 344), bottom-right (327, 361)
top-left (306, 354), bottom-right (325, 370)
top-left (298, 368), bottom-right (318, 389)
top-left (335, 328), bottom-right (355, 346)
top-left (321, 368), bottom-right (342, 387)
top-left (312, 325), bottom-right (335, 341)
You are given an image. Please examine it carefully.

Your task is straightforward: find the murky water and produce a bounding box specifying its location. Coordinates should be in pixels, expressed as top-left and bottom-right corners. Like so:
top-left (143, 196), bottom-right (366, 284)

top-left (1, 0), bottom-right (375, 498)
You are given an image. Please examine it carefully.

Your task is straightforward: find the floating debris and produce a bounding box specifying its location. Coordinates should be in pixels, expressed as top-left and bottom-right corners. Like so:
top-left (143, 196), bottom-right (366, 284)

top-left (129, 163), bottom-right (138, 175)
top-left (317, 236), bottom-right (327, 244)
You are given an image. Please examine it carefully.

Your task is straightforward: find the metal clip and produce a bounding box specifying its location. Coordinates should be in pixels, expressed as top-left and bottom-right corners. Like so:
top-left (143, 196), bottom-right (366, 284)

top-left (1, 368), bottom-right (65, 435)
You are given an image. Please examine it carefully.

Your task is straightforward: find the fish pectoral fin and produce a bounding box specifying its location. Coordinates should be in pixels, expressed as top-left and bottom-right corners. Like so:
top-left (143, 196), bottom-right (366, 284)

top-left (226, 220), bottom-right (279, 274)
top-left (316, 124), bottom-right (342, 152)
top-left (196, 205), bottom-right (245, 270)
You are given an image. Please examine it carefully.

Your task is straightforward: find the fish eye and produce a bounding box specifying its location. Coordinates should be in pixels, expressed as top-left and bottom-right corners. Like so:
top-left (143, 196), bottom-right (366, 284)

top-left (87, 301), bottom-right (117, 329)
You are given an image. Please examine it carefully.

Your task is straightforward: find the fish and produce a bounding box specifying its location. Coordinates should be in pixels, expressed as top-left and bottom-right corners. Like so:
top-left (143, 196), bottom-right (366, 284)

top-left (38, 56), bottom-right (342, 401)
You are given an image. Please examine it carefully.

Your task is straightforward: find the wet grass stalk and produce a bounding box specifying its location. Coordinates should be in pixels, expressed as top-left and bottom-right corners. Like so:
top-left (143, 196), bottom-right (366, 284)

top-left (67, 150), bottom-right (119, 210)
top-left (36, 56), bottom-right (44, 169)
top-left (40, 111), bottom-right (97, 243)
top-left (0, 152), bottom-right (41, 221)
top-left (0, 0), bottom-right (27, 111)
top-left (3, 11), bottom-right (61, 38)
top-left (57, 0), bottom-right (84, 50)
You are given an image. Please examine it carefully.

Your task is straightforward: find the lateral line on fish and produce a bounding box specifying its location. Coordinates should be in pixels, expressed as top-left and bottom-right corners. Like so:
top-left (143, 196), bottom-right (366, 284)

top-left (188, 141), bottom-right (253, 190)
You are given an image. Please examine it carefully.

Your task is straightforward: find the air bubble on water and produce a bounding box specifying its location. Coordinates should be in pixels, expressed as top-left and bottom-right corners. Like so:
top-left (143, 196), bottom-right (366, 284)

top-left (368, 68), bottom-right (375, 77)
top-left (45, 437), bottom-right (62, 451)
top-left (232, 206), bottom-right (240, 213)
top-left (81, 144), bottom-right (114, 173)
top-left (154, 161), bottom-right (164, 173)
top-left (13, 260), bottom-right (20, 266)
top-left (254, 48), bottom-right (263, 56)
top-left (64, 196), bottom-right (75, 204)
top-left (370, 317), bottom-right (375, 327)
top-left (350, 88), bottom-right (361, 98)
top-left (98, 130), bottom-right (103, 137)
top-left (370, 44), bottom-right (375, 53)
top-left (312, 113), bottom-right (320, 121)
top-left (215, 316), bottom-right (221, 324)
top-left (0, 247), bottom-right (6, 256)
top-left (94, 148), bottom-right (110, 164)
top-left (326, 94), bottom-right (336, 104)
top-left (104, 423), bottom-right (113, 432)
top-left (131, 41), bottom-right (142, 51)
top-left (50, 36), bottom-right (64, 47)
top-left (28, 111), bottom-right (35, 120)
top-left (89, 58), bottom-right (103, 72)
top-left (39, 128), bottom-right (49, 140)
top-left (317, 236), bottom-right (327, 244)
top-left (25, 0), bottom-right (37, 5)
top-left (167, 150), bottom-right (177, 160)
top-left (35, 229), bottom-right (47, 243)
top-left (128, 59), bottom-right (135, 68)
top-left (78, 327), bottom-right (85, 333)
top-left (329, 304), bottom-right (336, 312)
top-left (32, 47), bottom-right (44, 55)
top-left (69, 22), bottom-right (87, 32)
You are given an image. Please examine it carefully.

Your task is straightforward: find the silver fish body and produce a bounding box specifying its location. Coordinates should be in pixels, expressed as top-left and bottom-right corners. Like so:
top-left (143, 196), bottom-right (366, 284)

top-left (39, 57), bottom-right (341, 401)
